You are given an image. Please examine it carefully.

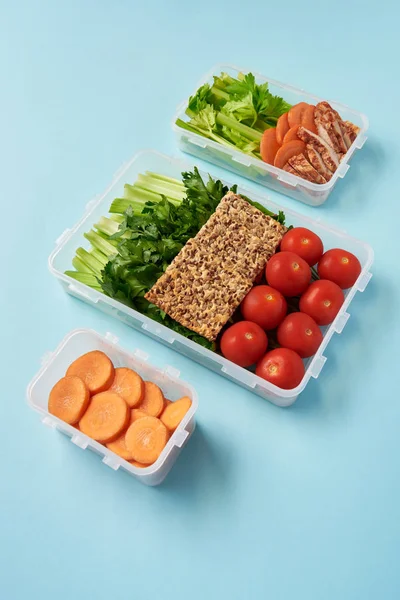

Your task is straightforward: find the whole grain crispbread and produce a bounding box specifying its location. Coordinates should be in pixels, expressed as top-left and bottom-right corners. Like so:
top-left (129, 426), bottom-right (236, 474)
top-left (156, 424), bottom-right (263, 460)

top-left (145, 193), bottom-right (286, 341)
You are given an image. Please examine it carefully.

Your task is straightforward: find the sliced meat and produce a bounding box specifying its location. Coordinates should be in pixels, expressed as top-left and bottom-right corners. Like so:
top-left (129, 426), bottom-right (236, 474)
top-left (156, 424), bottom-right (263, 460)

top-left (297, 127), bottom-right (340, 173)
top-left (287, 154), bottom-right (327, 184)
top-left (342, 121), bottom-right (360, 145)
top-left (315, 102), bottom-right (348, 154)
top-left (282, 163), bottom-right (300, 177)
top-left (306, 144), bottom-right (332, 181)
top-left (339, 123), bottom-right (353, 149)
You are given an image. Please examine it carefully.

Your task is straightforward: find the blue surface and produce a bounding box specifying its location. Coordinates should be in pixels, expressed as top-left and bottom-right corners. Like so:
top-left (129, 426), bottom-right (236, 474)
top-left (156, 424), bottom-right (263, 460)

top-left (1, 1), bottom-right (399, 598)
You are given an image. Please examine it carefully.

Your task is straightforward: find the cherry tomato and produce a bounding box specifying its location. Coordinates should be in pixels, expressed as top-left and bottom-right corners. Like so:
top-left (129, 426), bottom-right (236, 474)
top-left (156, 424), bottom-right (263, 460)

top-left (280, 227), bottom-right (324, 266)
top-left (266, 251), bottom-right (311, 297)
top-left (318, 248), bottom-right (361, 289)
top-left (254, 270), bottom-right (264, 284)
top-left (220, 321), bottom-right (268, 368)
top-left (277, 312), bottom-right (323, 358)
top-left (299, 279), bottom-right (344, 325)
top-left (241, 285), bottom-right (287, 330)
top-left (256, 348), bottom-right (305, 389)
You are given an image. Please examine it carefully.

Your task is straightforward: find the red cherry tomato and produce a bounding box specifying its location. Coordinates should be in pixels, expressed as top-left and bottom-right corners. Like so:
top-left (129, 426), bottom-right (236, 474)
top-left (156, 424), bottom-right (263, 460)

top-left (241, 285), bottom-right (287, 330)
top-left (299, 279), bottom-right (344, 325)
top-left (256, 348), bottom-right (305, 389)
top-left (277, 312), bottom-right (323, 358)
top-left (318, 248), bottom-right (361, 289)
top-left (266, 251), bottom-right (311, 297)
top-left (280, 227), bottom-right (324, 266)
top-left (220, 321), bottom-right (268, 367)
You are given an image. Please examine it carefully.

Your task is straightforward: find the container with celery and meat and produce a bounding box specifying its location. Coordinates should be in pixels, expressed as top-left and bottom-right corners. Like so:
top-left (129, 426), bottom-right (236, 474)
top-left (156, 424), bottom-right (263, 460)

top-left (175, 71), bottom-right (360, 185)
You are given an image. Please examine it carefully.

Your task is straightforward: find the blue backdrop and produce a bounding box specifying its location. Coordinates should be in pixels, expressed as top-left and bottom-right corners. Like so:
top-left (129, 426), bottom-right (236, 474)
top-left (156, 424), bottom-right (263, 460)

top-left (1, 1), bottom-right (399, 598)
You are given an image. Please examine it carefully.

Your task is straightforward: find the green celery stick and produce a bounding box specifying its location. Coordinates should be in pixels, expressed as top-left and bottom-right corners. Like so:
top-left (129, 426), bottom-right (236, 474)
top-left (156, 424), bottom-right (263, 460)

top-left (144, 171), bottom-right (184, 187)
top-left (136, 174), bottom-right (186, 199)
top-left (84, 230), bottom-right (117, 258)
top-left (65, 270), bottom-right (102, 291)
top-left (75, 247), bottom-right (104, 276)
top-left (72, 256), bottom-right (92, 274)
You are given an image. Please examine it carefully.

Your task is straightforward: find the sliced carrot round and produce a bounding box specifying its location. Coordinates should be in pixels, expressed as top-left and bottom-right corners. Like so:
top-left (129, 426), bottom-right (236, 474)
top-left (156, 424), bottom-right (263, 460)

top-left (66, 351), bottom-right (114, 394)
top-left (125, 416), bottom-right (168, 465)
top-left (48, 375), bottom-right (90, 425)
top-left (274, 140), bottom-right (306, 169)
top-left (160, 396), bottom-right (192, 432)
top-left (276, 113), bottom-right (290, 145)
top-left (106, 406), bottom-right (148, 460)
top-left (288, 102), bottom-right (309, 128)
top-left (129, 460), bottom-right (147, 468)
top-left (131, 408), bottom-right (148, 422)
top-left (139, 381), bottom-right (164, 417)
top-left (283, 125), bottom-right (300, 143)
top-left (110, 367), bottom-right (144, 408)
top-left (106, 431), bottom-right (133, 461)
top-left (79, 391), bottom-right (129, 443)
top-left (260, 128), bottom-right (280, 165)
top-left (301, 105), bottom-right (317, 133)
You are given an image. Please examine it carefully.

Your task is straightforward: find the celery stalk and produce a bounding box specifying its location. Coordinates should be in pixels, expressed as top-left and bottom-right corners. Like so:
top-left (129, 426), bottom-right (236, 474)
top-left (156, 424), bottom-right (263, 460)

top-left (176, 118), bottom-right (237, 148)
top-left (75, 248), bottom-right (104, 276)
top-left (136, 174), bottom-right (186, 200)
top-left (94, 216), bottom-right (121, 237)
top-left (134, 182), bottom-right (185, 203)
top-left (65, 270), bottom-right (102, 291)
top-left (72, 256), bottom-right (92, 274)
top-left (144, 171), bottom-right (184, 187)
top-left (109, 214), bottom-right (124, 223)
top-left (84, 230), bottom-right (117, 258)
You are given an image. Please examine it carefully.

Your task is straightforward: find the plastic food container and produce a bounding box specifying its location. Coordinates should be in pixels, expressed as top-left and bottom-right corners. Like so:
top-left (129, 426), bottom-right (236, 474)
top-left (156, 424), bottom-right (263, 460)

top-left (27, 329), bottom-right (198, 486)
top-left (173, 64), bottom-right (369, 207)
top-left (49, 150), bottom-right (374, 407)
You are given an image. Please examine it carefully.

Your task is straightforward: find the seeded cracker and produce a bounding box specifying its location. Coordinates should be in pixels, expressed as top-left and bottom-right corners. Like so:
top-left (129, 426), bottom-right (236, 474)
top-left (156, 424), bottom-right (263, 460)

top-left (145, 193), bottom-right (286, 341)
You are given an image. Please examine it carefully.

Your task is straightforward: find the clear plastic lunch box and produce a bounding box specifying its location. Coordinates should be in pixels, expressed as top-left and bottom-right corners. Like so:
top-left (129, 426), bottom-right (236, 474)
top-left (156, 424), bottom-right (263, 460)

top-left (173, 64), bottom-right (369, 207)
top-left (27, 328), bottom-right (198, 486)
top-left (49, 150), bottom-right (374, 407)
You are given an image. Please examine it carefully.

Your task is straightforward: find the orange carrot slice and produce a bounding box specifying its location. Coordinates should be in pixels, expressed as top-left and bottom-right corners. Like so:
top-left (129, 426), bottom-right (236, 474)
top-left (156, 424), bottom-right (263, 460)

top-left (276, 113), bottom-right (290, 145)
top-left (131, 408), bottom-right (148, 422)
top-left (163, 399), bottom-right (172, 410)
top-left (125, 416), bottom-right (168, 465)
top-left (106, 407), bottom-right (147, 460)
top-left (283, 125), bottom-right (300, 143)
top-left (301, 105), bottom-right (317, 133)
top-left (274, 140), bottom-right (306, 169)
top-left (139, 381), bottom-right (164, 417)
top-left (288, 102), bottom-right (309, 127)
top-left (110, 367), bottom-right (144, 408)
top-left (260, 128), bottom-right (280, 165)
top-left (160, 396), bottom-right (192, 432)
top-left (48, 375), bottom-right (90, 425)
top-left (79, 391), bottom-right (129, 443)
top-left (106, 432), bottom-right (133, 460)
top-left (66, 351), bottom-right (114, 394)
top-left (129, 460), bottom-right (147, 468)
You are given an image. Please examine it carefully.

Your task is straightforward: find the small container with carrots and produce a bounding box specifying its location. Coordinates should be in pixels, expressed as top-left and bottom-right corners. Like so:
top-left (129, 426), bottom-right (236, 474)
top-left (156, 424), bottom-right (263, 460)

top-left (27, 329), bottom-right (198, 486)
